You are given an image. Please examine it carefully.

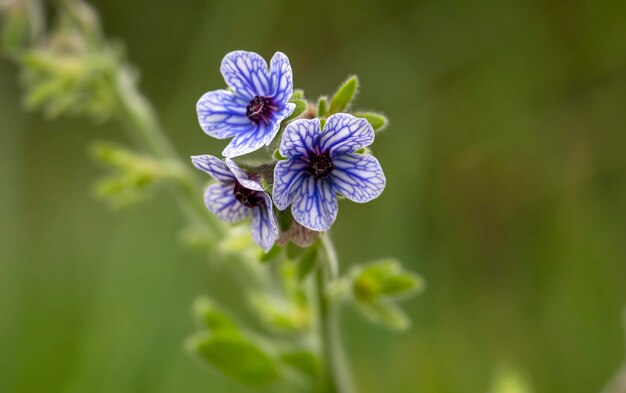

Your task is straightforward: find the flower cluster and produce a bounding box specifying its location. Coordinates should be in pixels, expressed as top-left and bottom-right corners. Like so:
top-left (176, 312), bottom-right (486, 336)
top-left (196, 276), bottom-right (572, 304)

top-left (192, 50), bottom-right (386, 251)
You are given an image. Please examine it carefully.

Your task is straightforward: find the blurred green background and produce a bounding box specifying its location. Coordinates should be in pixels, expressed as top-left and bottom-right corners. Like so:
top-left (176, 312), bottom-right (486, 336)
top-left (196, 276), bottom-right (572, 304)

top-left (2, 0), bottom-right (626, 392)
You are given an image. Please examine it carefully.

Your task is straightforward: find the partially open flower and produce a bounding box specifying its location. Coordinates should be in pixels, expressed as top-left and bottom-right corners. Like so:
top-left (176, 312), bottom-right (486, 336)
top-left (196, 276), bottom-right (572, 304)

top-left (191, 155), bottom-right (279, 251)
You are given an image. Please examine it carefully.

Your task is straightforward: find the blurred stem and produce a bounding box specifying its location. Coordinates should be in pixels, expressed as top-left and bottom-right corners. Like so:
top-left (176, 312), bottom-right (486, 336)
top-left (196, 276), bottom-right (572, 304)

top-left (112, 64), bottom-right (224, 236)
top-left (317, 234), bottom-right (353, 393)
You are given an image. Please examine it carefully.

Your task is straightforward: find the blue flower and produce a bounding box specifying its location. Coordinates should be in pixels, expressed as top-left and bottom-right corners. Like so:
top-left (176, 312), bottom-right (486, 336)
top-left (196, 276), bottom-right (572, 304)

top-left (272, 113), bottom-right (386, 231)
top-left (196, 51), bottom-right (296, 158)
top-left (191, 154), bottom-right (279, 251)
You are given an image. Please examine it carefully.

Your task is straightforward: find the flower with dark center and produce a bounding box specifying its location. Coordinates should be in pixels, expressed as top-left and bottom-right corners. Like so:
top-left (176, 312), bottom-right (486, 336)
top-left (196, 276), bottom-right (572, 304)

top-left (305, 151), bottom-right (335, 180)
top-left (196, 51), bottom-right (295, 157)
top-left (273, 113), bottom-right (386, 231)
top-left (246, 96), bottom-right (278, 125)
top-left (191, 155), bottom-right (278, 251)
top-left (233, 181), bottom-right (265, 208)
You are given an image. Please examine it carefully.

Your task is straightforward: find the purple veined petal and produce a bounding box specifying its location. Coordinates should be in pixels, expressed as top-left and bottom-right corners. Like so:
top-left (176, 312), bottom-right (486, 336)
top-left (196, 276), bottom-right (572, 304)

top-left (222, 121), bottom-right (271, 158)
top-left (225, 158), bottom-right (264, 192)
top-left (269, 52), bottom-right (293, 106)
top-left (250, 194), bottom-right (279, 252)
top-left (220, 51), bottom-right (272, 100)
top-left (330, 152), bottom-right (386, 203)
top-left (319, 113), bottom-right (375, 155)
top-left (196, 89), bottom-right (252, 139)
top-left (291, 176), bottom-right (338, 232)
top-left (279, 118), bottom-right (321, 159)
top-left (204, 183), bottom-right (250, 223)
top-left (272, 158), bottom-right (308, 210)
top-left (191, 155), bottom-right (235, 182)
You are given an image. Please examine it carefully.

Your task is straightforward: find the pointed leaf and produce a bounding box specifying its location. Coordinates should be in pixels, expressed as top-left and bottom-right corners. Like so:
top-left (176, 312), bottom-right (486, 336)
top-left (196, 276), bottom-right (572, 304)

top-left (356, 300), bottom-right (410, 331)
top-left (329, 76), bottom-right (358, 114)
top-left (317, 96), bottom-right (327, 118)
top-left (285, 99), bottom-right (307, 121)
top-left (354, 112), bottom-right (388, 131)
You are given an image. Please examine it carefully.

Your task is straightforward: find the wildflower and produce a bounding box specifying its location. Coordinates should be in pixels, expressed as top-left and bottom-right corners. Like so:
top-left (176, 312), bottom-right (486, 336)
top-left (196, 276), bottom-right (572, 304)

top-left (272, 113), bottom-right (385, 231)
top-left (196, 50), bottom-right (295, 158)
top-left (191, 155), bottom-right (279, 251)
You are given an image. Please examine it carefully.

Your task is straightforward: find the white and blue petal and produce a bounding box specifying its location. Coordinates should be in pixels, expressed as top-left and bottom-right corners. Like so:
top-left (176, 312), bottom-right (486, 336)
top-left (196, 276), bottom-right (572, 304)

top-left (291, 176), bottom-right (338, 232)
top-left (330, 153), bottom-right (386, 203)
top-left (250, 194), bottom-right (279, 252)
top-left (196, 90), bottom-right (252, 139)
top-left (191, 155), bottom-right (235, 182)
top-left (279, 118), bottom-right (321, 159)
top-left (222, 121), bottom-right (271, 158)
top-left (269, 52), bottom-right (293, 106)
top-left (220, 50), bottom-right (271, 100)
top-left (272, 158), bottom-right (308, 210)
top-left (204, 183), bottom-right (249, 223)
top-left (225, 158), bottom-right (264, 192)
top-left (319, 113), bottom-right (374, 155)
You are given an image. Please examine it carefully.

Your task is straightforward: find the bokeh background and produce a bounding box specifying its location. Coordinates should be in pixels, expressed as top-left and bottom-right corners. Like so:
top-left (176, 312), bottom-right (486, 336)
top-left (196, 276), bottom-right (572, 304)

top-left (2, 0), bottom-right (626, 392)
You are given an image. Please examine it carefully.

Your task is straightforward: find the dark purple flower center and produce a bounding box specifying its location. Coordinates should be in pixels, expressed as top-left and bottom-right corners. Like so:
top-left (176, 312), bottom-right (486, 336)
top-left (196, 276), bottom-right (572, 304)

top-left (233, 182), bottom-right (264, 208)
top-left (246, 96), bottom-right (277, 125)
top-left (305, 151), bottom-right (335, 180)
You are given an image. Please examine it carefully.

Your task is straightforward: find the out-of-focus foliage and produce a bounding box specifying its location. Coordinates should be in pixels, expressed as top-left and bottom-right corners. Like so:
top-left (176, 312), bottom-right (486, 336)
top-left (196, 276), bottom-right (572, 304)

top-left (1, 0), bottom-right (626, 392)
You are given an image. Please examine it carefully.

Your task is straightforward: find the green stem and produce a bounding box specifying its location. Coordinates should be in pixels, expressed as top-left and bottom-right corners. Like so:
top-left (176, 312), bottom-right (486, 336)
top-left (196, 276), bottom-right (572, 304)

top-left (112, 65), bottom-right (224, 237)
top-left (317, 234), bottom-right (354, 393)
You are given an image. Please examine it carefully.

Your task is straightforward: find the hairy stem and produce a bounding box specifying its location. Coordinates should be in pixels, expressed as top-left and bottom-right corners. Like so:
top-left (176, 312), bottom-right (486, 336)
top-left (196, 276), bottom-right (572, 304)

top-left (317, 234), bottom-right (354, 393)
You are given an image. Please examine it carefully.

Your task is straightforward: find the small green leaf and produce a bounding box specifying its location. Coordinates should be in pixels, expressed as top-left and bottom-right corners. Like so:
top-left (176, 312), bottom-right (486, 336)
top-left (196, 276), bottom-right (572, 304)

top-left (193, 297), bottom-right (239, 332)
top-left (280, 350), bottom-right (320, 378)
top-left (317, 96), bottom-right (328, 118)
top-left (285, 99), bottom-right (307, 121)
top-left (189, 332), bottom-right (278, 386)
top-left (298, 245), bottom-right (318, 281)
top-left (356, 300), bottom-right (410, 331)
top-left (329, 76), bottom-right (358, 114)
top-left (291, 89), bottom-right (305, 100)
top-left (379, 272), bottom-right (425, 298)
top-left (354, 112), bottom-right (388, 131)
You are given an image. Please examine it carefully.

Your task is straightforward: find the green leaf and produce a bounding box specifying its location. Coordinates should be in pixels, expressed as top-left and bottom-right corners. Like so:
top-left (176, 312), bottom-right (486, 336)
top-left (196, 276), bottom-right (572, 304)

top-left (379, 272), bottom-right (425, 298)
top-left (249, 293), bottom-right (310, 332)
top-left (189, 332), bottom-right (278, 386)
top-left (356, 300), bottom-right (410, 331)
top-left (329, 76), bottom-right (358, 114)
top-left (285, 99), bottom-right (307, 121)
top-left (317, 96), bottom-right (327, 118)
top-left (291, 89), bottom-right (305, 100)
top-left (354, 112), bottom-right (388, 131)
top-left (297, 245), bottom-right (318, 281)
top-left (193, 297), bottom-right (239, 332)
top-left (353, 259), bottom-right (424, 301)
top-left (280, 350), bottom-right (320, 378)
